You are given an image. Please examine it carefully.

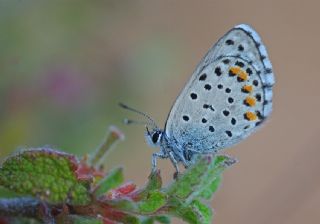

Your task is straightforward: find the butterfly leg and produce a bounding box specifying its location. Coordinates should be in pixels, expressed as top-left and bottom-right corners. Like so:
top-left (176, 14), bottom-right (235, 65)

top-left (152, 150), bottom-right (168, 172)
top-left (168, 151), bottom-right (180, 179)
top-left (180, 154), bottom-right (191, 168)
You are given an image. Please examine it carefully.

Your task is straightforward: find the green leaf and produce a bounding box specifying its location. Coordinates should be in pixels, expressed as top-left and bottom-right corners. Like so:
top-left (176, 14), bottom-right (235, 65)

top-left (199, 175), bottom-right (221, 200)
top-left (166, 155), bottom-right (235, 202)
top-left (154, 216), bottom-right (171, 224)
top-left (65, 215), bottom-right (103, 224)
top-left (104, 197), bottom-right (137, 212)
top-left (94, 167), bottom-right (124, 197)
top-left (194, 155), bottom-right (236, 202)
top-left (137, 170), bottom-right (162, 201)
top-left (166, 156), bottom-right (208, 200)
top-left (141, 218), bottom-right (154, 224)
top-left (144, 170), bottom-right (162, 192)
top-left (138, 190), bottom-right (167, 214)
top-left (141, 216), bottom-right (170, 224)
top-left (162, 155), bottom-right (235, 224)
top-left (105, 190), bottom-right (166, 215)
top-left (120, 215), bottom-right (140, 224)
top-left (0, 148), bottom-right (91, 205)
top-left (172, 199), bottom-right (212, 224)
top-left (187, 200), bottom-right (212, 224)
top-left (105, 210), bottom-right (140, 224)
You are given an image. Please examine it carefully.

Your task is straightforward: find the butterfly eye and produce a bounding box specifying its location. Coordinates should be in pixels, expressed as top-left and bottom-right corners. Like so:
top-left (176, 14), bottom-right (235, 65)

top-left (152, 132), bottom-right (160, 144)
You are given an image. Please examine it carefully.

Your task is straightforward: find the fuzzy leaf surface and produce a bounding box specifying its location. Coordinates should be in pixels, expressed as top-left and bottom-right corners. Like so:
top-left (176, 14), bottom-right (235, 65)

top-left (0, 148), bottom-right (91, 205)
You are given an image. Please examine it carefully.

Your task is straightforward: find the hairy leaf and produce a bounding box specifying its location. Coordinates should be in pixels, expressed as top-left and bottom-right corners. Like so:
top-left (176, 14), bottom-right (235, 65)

top-left (0, 148), bottom-right (91, 205)
top-left (94, 167), bottom-right (124, 197)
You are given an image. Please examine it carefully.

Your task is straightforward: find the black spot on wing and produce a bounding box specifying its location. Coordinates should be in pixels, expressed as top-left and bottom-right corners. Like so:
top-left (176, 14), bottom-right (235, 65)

top-left (228, 97), bottom-right (234, 104)
top-left (199, 73), bottom-right (207, 81)
top-left (214, 67), bottom-right (222, 76)
top-left (182, 115), bottom-right (189, 121)
top-left (223, 110), bottom-right (230, 116)
top-left (246, 68), bottom-right (253, 75)
top-left (238, 44), bottom-right (244, 51)
top-left (204, 84), bottom-right (212, 90)
top-left (235, 61), bottom-right (244, 67)
top-left (223, 59), bottom-right (230, 64)
top-left (190, 93), bottom-right (197, 100)
top-left (226, 39), bottom-right (234, 45)
top-left (256, 93), bottom-right (261, 102)
top-left (225, 130), bottom-right (232, 137)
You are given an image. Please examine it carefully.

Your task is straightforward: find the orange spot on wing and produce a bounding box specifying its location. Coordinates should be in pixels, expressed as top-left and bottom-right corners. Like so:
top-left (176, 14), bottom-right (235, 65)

top-left (229, 66), bottom-right (248, 81)
top-left (238, 71), bottom-right (248, 81)
top-left (242, 85), bottom-right (253, 93)
top-left (229, 66), bottom-right (241, 76)
top-left (244, 112), bottom-right (257, 121)
top-left (244, 96), bottom-right (256, 107)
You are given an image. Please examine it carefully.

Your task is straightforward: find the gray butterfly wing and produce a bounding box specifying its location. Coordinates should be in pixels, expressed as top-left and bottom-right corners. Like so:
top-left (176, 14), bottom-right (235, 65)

top-left (164, 24), bottom-right (274, 153)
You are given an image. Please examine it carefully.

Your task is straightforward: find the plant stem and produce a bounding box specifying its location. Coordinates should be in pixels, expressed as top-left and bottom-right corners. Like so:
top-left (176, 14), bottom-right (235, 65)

top-left (0, 197), bottom-right (40, 217)
top-left (0, 197), bottom-right (56, 223)
top-left (90, 126), bottom-right (124, 168)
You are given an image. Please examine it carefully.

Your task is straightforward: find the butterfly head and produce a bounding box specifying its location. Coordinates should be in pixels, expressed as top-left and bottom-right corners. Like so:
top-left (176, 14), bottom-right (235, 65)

top-left (145, 126), bottom-right (163, 147)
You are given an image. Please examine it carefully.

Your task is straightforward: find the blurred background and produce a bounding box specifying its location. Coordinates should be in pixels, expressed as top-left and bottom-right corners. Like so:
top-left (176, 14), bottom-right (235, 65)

top-left (0, 0), bottom-right (319, 223)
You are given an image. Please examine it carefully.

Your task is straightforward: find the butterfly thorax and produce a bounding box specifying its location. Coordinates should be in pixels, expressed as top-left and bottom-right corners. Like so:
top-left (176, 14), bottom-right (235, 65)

top-left (160, 133), bottom-right (196, 168)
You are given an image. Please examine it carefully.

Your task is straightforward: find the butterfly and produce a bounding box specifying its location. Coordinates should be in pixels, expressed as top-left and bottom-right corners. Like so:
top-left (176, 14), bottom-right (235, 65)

top-left (120, 24), bottom-right (274, 173)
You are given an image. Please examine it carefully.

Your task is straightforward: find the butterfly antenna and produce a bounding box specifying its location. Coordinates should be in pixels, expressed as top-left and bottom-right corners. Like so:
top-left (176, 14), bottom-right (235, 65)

top-left (119, 103), bottom-right (158, 129)
top-left (146, 126), bottom-right (151, 135)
